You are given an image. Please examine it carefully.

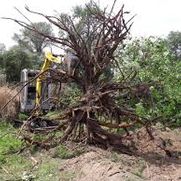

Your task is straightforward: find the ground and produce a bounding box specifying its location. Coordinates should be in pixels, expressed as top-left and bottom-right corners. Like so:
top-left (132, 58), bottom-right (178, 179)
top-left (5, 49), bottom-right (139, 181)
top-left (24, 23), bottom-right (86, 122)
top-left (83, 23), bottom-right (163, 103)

top-left (0, 121), bottom-right (181, 181)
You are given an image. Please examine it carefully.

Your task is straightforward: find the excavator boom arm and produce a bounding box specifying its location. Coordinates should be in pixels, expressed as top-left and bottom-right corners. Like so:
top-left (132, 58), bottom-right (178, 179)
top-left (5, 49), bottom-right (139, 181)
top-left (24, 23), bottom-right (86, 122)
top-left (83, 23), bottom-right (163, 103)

top-left (35, 52), bottom-right (62, 108)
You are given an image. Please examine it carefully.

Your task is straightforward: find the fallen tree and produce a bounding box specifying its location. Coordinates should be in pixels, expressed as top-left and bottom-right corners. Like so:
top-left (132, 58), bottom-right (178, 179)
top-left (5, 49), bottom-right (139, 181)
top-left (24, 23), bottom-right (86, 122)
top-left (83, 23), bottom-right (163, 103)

top-left (3, 1), bottom-right (155, 154)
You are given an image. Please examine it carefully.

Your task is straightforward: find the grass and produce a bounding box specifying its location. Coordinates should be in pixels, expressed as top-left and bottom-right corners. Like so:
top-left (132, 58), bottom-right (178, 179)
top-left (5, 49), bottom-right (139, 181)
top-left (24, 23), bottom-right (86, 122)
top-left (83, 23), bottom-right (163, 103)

top-left (0, 121), bottom-right (32, 180)
top-left (33, 158), bottom-right (60, 181)
top-left (44, 111), bottom-right (60, 120)
top-left (0, 121), bottom-right (79, 180)
top-left (131, 159), bottom-right (146, 179)
top-left (0, 155), bottom-right (32, 180)
top-left (110, 152), bottom-right (121, 162)
top-left (53, 145), bottom-right (84, 159)
top-left (0, 121), bottom-right (23, 157)
top-left (18, 113), bottom-right (29, 120)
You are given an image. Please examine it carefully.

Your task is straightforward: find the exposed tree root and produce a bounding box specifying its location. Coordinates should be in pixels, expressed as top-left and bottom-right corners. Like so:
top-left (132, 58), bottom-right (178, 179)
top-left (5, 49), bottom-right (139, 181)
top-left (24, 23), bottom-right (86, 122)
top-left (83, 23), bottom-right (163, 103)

top-left (4, 1), bottom-right (157, 155)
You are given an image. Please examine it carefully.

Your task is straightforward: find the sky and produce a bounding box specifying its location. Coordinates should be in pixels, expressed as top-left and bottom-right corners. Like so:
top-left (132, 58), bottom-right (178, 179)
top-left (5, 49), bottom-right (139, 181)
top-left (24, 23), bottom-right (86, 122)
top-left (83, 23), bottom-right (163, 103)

top-left (0, 0), bottom-right (181, 49)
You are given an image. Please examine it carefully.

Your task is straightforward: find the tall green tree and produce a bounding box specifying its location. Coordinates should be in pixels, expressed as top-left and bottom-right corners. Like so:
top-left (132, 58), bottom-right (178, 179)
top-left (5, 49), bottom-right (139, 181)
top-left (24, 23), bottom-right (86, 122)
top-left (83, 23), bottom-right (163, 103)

top-left (13, 22), bottom-right (53, 55)
top-left (1, 46), bottom-right (32, 83)
top-left (73, 1), bottom-right (102, 48)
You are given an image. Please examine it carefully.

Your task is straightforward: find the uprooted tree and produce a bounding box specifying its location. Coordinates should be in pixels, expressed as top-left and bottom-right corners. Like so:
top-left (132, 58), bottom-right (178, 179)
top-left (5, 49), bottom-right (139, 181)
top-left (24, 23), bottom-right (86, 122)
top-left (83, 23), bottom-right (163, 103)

top-left (4, 1), bottom-right (154, 153)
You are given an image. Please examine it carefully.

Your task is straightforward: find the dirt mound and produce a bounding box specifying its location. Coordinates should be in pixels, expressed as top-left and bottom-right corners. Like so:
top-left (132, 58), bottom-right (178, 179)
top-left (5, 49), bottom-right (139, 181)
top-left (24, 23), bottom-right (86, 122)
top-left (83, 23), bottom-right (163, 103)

top-left (134, 127), bottom-right (181, 181)
top-left (0, 86), bottom-right (19, 119)
top-left (132, 126), bottom-right (181, 158)
top-left (60, 149), bottom-right (143, 181)
top-left (59, 127), bottom-right (181, 181)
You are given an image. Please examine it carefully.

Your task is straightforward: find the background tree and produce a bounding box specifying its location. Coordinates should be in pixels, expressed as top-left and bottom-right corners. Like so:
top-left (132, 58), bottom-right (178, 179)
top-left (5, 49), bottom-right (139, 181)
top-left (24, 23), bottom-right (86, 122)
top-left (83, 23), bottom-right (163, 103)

top-left (0, 43), bottom-right (6, 54)
top-left (1, 46), bottom-right (32, 83)
top-left (167, 31), bottom-right (181, 60)
top-left (72, 1), bottom-right (103, 48)
top-left (13, 22), bottom-right (53, 55)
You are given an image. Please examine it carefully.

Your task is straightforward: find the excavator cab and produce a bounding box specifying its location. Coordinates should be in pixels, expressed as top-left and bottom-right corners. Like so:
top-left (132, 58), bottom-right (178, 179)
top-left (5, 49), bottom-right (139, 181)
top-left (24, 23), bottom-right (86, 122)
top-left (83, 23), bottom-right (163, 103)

top-left (20, 69), bottom-right (51, 112)
top-left (20, 51), bottom-right (77, 113)
top-left (20, 52), bottom-right (63, 113)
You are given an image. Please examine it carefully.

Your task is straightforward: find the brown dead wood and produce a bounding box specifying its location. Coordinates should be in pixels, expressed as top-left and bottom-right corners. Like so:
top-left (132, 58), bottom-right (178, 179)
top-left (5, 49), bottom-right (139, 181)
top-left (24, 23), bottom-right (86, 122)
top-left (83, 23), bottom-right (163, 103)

top-left (2, 1), bottom-right (155, 154)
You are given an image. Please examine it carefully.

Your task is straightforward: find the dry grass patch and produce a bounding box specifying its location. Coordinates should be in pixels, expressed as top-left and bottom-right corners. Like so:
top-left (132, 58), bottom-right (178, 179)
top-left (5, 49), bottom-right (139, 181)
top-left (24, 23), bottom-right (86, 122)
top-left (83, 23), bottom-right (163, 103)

top-left (0, 86), bottom-right (19, 119)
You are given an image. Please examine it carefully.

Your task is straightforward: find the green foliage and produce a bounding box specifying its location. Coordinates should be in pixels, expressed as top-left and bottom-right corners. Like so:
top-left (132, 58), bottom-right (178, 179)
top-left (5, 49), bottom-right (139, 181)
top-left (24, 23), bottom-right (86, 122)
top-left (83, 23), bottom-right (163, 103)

top-left (135, 102), bottom-right (145, 117)
top-left (19, 113), bottom-right (29, 120)
top-left (117, 37), bottom-right (181, 126)
top-left (0, 46), bottom-right (32, 82)
top-left (60, 84), bottom-right (82, 108)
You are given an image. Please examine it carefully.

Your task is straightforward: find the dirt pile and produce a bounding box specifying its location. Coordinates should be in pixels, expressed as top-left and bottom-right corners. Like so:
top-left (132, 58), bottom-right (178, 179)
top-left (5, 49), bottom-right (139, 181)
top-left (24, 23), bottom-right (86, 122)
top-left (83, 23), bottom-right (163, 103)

top-left (60, 149), bottom-right (143, 181)
top-left (0, 86), bottom-right (19, 119)
top-left (134, 127), bottom-right (181, 181)
top-left (59, 127), bottom-right (181, 181)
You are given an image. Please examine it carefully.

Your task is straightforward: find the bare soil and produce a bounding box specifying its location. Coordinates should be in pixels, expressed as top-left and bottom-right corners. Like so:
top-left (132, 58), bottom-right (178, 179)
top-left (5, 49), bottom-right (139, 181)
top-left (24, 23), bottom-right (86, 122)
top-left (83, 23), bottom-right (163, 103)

top-left (59, 127), bottom-right (181, 181)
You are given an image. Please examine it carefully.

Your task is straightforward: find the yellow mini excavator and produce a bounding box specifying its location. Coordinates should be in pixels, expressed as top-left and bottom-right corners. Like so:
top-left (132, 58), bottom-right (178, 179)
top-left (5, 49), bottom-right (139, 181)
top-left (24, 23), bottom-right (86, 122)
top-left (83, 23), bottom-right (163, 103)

top-left (20, 52), bottom-right (63, 113)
